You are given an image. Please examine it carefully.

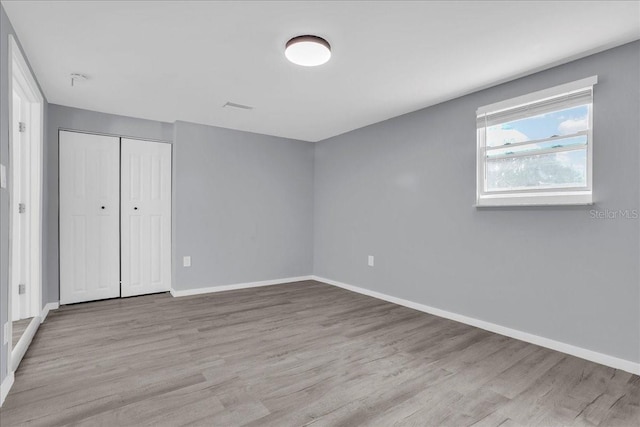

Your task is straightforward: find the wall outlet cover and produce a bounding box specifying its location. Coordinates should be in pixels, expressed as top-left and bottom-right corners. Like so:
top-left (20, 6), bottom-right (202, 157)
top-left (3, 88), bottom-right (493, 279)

top-left (183, 256), bottom-right (191, 267)
top-left (0, 164), bottom-right (6, 189)
top-left (368, 255), bottom-right (374, 267)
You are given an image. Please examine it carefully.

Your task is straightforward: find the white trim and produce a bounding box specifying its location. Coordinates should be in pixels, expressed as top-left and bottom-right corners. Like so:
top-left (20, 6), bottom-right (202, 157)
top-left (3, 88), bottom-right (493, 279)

top-left (476, 191), bottom-right (593, 207)
top-left (6, 34), bottom-right (45, 386)
top-left (476, 77), bottom-right (595, 208)
top-left (477, 75), bottom-right (598, 115)
top-left (1, 372), bottom-right (15, 407)
top-left (10, 316), bottom-right (40, 372)
top-left (57, 127), bottom-right (172, 144)
top-left (9, 302), bottom-right (60, 372)
top-left (8, 36), bottom-right (44, 318)
top-left (311, 276), bottom-right (640, 375)
top-left (1, 302), bottom-right (56, 403)
top-left (170, 276), bottom-right (314, 297)
top-left (485, 131), bottom-right (588, 153)
top-left (0, 302), bottom-right (59, 406)
top-left (41, 302), bottom-right (59, 322)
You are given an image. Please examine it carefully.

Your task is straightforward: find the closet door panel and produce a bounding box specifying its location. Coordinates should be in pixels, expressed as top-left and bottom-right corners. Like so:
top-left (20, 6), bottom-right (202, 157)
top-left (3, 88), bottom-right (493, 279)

top-left (121, 139), bottom-right (172, 297)
top-left (60, 131), bottom-right (120, 304)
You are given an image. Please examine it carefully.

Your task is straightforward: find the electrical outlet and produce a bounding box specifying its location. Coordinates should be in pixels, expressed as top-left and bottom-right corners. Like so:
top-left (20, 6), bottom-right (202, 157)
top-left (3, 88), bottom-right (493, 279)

top-left (3, 322), bottom-right (9, 344)
top-left (368, 255), bottom-right (374, 267)
top-left (183, 256), bottom-right (191, 267)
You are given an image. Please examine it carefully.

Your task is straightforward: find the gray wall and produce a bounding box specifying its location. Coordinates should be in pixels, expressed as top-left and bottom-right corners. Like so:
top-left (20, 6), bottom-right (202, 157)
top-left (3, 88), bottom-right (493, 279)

top-left (3, 2), bottom-right (636, 390)
top-left (0, 4), bottom-right (48, 387)
top-left (313, 41), bottom-right (640, 364)
top-left (45, 104), bottom-right (173, 303)
top-left (45, 109), bottom-right (314, 299)
top-left (172, 121), bottom-right (314, 290)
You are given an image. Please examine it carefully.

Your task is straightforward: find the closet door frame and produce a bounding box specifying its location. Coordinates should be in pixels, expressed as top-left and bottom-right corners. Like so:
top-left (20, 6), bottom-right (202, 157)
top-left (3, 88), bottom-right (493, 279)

top-left (58, 129), bottom-right (173, 304)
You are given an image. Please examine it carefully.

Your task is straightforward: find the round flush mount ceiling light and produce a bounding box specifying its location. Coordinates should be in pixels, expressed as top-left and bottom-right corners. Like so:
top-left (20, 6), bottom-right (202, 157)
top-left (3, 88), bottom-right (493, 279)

top-left (285, 35), bottom-right (331, 67)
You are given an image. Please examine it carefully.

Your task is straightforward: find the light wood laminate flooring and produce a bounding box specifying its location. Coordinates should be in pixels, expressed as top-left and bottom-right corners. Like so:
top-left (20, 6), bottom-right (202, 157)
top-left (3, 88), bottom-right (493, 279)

top-left (1, 281), bottom-right (638, 426)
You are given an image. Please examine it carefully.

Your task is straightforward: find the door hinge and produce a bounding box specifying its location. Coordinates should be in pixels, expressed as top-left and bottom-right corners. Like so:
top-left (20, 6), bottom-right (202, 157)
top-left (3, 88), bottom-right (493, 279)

top-left (18, 284), bottom-right (26, 295)
top-left (18, 122), bottom-right (26, 133)
top-left (18, 202), bottom-right (26, 213)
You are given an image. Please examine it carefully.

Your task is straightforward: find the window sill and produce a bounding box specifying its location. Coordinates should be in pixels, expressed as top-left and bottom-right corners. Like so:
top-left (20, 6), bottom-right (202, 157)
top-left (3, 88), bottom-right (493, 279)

top-left (475, 191), bottom-right (593, 208)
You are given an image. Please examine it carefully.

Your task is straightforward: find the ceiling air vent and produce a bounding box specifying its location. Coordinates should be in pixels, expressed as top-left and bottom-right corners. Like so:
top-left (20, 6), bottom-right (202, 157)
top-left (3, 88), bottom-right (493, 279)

top-left (223, 102), bottom-right (253, 110)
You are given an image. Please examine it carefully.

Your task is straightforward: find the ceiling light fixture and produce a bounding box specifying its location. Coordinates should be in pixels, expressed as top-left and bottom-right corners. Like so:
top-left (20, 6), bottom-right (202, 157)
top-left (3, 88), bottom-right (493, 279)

top-left (285, 35), bottom-right (331, 67)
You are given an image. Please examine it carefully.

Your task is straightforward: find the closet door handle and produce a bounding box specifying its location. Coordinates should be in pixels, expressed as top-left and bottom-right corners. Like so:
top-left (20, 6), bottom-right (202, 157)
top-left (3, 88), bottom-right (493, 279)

top-left (134, 207), bottom-right (138, 210)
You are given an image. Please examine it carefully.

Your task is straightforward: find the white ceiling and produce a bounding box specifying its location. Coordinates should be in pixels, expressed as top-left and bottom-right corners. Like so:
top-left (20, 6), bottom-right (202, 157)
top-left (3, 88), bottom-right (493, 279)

top-left (3, 1), bottom-right (639, 142)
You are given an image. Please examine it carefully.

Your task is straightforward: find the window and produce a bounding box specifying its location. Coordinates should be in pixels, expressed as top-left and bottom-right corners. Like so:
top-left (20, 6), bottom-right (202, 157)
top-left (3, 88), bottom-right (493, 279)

top-left (476, 76), bottom-right (597, 207)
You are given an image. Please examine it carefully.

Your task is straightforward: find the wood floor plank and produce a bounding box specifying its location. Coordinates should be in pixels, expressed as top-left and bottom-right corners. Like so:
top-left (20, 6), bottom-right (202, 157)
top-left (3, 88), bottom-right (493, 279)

top-left (0, 280), bottom-right (638, 426)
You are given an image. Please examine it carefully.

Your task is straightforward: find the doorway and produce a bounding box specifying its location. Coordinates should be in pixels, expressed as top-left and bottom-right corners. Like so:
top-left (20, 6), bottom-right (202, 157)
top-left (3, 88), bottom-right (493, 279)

top-left (7, 35), bottom-right (44, 372)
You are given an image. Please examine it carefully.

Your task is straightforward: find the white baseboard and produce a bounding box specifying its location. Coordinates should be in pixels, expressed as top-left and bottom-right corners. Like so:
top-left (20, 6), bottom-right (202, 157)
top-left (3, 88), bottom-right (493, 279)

top-left (170, 275), bottom-right (314, 297)
top-left (1, 371), bottom-right (15, 407)
top-left (311, 275), bottom-right (640, 376)
top-left (5, 301), bottom-right (58, 394)
top-left (11, 316), bottom-right (41, 373)
top-left (41, 302), bottom-right (59, 322)
top-left (0, 302), bottom-right (57, 408)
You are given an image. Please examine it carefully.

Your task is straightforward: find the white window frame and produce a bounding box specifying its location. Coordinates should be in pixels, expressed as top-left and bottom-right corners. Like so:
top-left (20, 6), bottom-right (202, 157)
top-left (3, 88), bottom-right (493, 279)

top-left (476, 76), bottom-right (597, 207)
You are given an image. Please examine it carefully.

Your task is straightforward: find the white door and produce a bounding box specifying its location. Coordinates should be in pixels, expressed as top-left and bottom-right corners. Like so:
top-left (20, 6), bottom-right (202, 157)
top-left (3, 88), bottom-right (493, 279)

top-left (11, 85), bottom-right (29, 320)
top-left (60, 131), bottom-right (120, 304)
top-left (121, 139), bottom-right (172, 297)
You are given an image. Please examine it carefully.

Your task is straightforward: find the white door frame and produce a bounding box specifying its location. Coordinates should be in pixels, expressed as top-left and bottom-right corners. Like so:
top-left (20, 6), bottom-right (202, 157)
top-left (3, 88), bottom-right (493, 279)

top-left (6, 35), bottom-right (44, 372)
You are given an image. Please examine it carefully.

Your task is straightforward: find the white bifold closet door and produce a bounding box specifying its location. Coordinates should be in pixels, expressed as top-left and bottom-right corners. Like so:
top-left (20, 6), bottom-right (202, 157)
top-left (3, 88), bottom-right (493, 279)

top-left (60, 132), bottom-right (172, 304)
top-left (60, 131), bottom-right (120, 304)
top-left (120, 138), bottom-right (172, 297)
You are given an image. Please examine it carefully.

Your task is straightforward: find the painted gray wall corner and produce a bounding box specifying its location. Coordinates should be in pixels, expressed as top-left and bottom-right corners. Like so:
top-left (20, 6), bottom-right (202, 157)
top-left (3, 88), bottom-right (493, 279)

top-left (313, 41), bottom-right (640, 364)
top-left (45, 104), bottom-right (174, 303)
top-left (172, 121), bottom-right (314, 290)
top-left (46, 110), bottom-right (314, 298)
